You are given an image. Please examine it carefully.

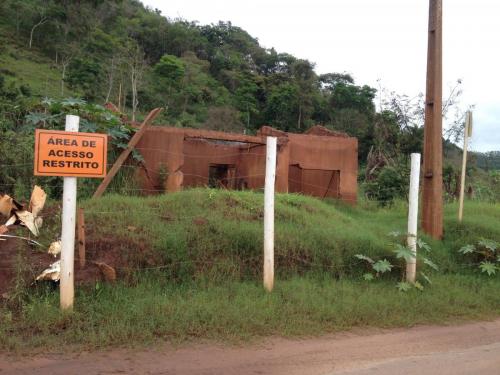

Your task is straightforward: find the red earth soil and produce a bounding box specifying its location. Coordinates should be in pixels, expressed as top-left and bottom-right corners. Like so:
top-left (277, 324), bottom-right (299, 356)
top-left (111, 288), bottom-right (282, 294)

top-left (1, 319), bottom-right (500, 374)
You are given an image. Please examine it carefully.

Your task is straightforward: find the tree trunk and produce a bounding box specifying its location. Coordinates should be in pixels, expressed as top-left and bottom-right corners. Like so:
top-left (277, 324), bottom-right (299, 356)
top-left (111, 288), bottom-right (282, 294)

top-left (297, 104), bottom-right (302, 129)
top-left (15, 13), bottom-right (20, 36)
top-left (131, 68), bottom-right (140, 122)
top-left (182, 94), bottom-right (188, 114)
top-left (61, 63), bottom-right (67, 96)
top-left (29, 17), bottom-right (47, 49)
top-left (127, 44), bottom-right (145, 122)
top-left (117, 82), bottom-right (122, 112)
top-left (246, 104), bottom-right (250, 128)
top-left (131, 70), bottom-right (137, 122)
top-left (105, 57), bottom-right (116, 103)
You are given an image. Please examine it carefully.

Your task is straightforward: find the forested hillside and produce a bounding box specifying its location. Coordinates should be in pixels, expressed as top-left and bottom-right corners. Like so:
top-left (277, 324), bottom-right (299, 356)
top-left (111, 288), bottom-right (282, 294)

top-left (0, 0), bottom-right (377, 130)
top-left (0, 0), bottom-right (497, 201)
top-left (0, 0), bottom-right (412, 153)
top-left (475, 151), bottom-right (500, 170)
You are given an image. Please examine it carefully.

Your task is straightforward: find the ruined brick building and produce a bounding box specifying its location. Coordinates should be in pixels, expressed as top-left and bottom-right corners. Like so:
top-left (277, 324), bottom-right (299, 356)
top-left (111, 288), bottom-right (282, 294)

top-left (134, 125), bottom-right (358, 203)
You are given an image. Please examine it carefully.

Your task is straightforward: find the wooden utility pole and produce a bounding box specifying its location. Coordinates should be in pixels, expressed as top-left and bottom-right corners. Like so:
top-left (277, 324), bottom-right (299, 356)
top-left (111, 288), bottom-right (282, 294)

top-left (422, 0), bottom-right (444, 239)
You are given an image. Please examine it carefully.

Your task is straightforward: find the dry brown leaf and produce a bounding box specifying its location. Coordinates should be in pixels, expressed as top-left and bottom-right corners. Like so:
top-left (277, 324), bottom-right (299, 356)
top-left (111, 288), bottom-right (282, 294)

top-left (29, 185), bottom-right (47, 217)
top-left (36, 260), bottom-right (60, 281)
top-left (0, 195), bottom-right (14, 218)
top-left (48, 240), bottom-right (61, 257)
top-left (15, 210), bottom-right (39, 236)
top-left (95, 262), bottom-right (116, 282)
top-left (4, 215), bottom-right (16, 227)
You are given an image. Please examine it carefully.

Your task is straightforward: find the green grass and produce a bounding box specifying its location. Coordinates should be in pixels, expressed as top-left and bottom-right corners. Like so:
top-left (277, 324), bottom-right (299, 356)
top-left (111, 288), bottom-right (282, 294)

top-left (79, 189), bottom-right (500, 281)
top-left (81, 190), bottom-right (402, 281)
top-left (1, 189), bottom-right (499, 352)
top-left (0, 27), bottom-right (77, 99)
top-left (1, 275), bottom-right (500, 352)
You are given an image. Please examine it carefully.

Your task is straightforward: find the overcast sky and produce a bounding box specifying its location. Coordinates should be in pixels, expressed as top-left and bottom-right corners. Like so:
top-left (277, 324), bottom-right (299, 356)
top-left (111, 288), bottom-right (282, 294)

top-left (143, 0), bottom-right (499, 152)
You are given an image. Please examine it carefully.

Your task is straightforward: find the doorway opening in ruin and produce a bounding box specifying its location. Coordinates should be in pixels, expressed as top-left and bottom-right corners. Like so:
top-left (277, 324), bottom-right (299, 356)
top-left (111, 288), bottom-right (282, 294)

top-left (288, 165), bottom-right (340, 198)
top-left (208, 164), bottom-right (236, 189)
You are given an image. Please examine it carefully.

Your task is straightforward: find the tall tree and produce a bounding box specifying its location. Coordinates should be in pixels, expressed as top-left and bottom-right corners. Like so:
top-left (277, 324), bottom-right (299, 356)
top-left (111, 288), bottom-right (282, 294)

top-left (291, 59), bottom-right (316, 129)
top-left (125, 40), bottom-right (147, 121)
top-left (28, 0), bottom-right (50, 48)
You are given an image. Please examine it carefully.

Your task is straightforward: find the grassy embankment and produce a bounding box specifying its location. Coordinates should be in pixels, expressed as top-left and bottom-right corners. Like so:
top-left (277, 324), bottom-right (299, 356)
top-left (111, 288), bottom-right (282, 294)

top-left (1, 189), bottom-right (499, 352)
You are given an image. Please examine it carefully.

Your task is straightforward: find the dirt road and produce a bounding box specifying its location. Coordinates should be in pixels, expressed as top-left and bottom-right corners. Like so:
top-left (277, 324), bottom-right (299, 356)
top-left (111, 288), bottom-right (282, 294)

top-left (2, 319), bottom-right (500, 375)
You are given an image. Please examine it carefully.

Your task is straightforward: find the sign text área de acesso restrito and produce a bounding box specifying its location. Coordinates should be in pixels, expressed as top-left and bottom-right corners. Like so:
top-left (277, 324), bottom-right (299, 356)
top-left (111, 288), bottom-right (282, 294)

top-left (34, 129), bottom-right (107, 178)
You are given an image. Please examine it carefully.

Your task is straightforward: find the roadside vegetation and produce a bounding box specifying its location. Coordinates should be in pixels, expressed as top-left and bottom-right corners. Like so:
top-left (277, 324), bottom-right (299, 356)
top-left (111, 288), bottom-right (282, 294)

top-left (0, 0), bottom-right (499, 354)
top-left (2, 274), bottom-right (500, 352)
top-left (0, 190), bottom-right (499, 352)
top-left (1, 0), bottom-right (499, 205)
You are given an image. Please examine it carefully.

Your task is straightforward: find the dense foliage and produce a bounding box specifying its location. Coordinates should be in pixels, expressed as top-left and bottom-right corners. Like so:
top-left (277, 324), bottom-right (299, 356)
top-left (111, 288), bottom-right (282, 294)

top-left (0, 97), bottom-right (137, 198)
top-left (2, 192), bottom-right (500, 352)
top-left (0, 0), bottom-right (497, 202)
top-left (475, 151), bottom-right (500, 170)
top-left (0, 0), bottom-right (378, 134)
top-left (0, 0), bottom-right (413, 144)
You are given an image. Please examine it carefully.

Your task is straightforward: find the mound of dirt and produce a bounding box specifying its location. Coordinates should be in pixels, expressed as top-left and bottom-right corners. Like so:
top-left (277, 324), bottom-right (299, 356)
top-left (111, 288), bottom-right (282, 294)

top-left (0, 231), bottom-right (54, 296)
top-left (0, 228), bottom-right (120, 297)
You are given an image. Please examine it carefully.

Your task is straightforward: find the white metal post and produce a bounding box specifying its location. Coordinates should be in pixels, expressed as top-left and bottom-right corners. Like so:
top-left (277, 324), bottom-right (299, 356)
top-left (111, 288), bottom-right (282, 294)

top-left (406, 153), bottom-right (421, 283)
top-left (264, 136), bottom-right (277, 292)
top-left (60, 115), bottom-right (79, 310)
top-left (458, 111), bottom-right (472, 222)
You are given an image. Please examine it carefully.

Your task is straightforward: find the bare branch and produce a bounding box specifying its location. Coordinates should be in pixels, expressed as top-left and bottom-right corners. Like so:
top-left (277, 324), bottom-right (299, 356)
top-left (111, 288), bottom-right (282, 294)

top-left (29, 16), bottom-right (48, 49)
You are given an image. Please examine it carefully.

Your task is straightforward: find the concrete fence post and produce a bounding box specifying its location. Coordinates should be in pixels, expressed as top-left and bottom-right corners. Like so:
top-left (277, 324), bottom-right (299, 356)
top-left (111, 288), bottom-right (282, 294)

top-left (406, 153), bottom-right (421, 283)
top-left (60, 115), bottom-right (79, 310)
top-left (264, 136), bottom-right (277, 292)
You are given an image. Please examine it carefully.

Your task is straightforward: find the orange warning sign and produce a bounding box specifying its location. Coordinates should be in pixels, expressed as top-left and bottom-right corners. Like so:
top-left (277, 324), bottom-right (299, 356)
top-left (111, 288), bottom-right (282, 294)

top-left (34, 129), bottom-right (107, 178)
